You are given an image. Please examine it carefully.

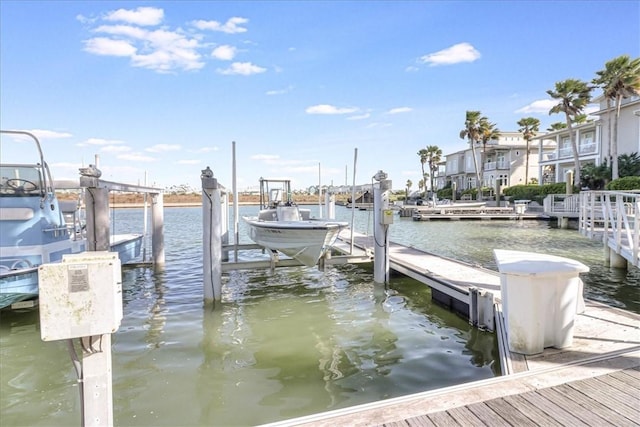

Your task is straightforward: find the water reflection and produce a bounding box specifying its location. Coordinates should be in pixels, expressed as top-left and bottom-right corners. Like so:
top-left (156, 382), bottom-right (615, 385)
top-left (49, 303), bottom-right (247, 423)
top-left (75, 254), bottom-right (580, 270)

top-left (195, 265), bottom-right (497, 425)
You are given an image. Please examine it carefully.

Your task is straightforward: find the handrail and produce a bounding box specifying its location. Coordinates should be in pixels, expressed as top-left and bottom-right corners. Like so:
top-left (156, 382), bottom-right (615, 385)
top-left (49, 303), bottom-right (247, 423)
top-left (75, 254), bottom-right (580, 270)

top-left (579, 191), bottom-right (639, 267)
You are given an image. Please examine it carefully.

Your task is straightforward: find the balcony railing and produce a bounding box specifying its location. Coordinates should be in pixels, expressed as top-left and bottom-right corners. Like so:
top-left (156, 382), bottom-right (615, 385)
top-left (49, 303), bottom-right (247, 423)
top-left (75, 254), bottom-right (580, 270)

top-left (484, 161), bottom-right (508, 171)
top-left (579, 142), bottom-right (596, 154)
top-left (559, 147), bottom-right (573, 158)
top-left (551, 142), bottom-right (597, 160)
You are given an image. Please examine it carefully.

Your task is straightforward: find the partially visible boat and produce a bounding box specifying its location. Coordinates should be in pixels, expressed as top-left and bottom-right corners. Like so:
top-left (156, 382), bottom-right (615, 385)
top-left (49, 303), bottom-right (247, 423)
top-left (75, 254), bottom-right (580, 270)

top-left (242, 178), bottom-right (349, 267)
top-left (0, 130), bottom-right (142, 309)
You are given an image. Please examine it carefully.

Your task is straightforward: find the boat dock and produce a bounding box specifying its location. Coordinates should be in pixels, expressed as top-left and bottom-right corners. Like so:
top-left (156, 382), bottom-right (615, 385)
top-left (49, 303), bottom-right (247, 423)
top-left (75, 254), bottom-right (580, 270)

top-left (272, 231), bottom-right (640, 427)
top-left (402, 205), bottom-right (541, 221)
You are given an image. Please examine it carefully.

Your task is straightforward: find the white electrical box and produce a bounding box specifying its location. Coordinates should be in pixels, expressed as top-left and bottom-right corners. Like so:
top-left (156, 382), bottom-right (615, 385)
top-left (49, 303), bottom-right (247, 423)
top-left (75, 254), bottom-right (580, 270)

top-left (381, 209), bottom-right (394, 225)
top-left (39, 252), bottom-right (123, 341)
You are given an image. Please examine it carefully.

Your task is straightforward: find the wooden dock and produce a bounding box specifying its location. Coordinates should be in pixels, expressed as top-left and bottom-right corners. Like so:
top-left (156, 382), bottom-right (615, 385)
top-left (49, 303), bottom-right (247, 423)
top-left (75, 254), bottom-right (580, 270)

top-left (408, 206), bottom-right (540, 221)
top-left (267, 231), bottom-right (640, 427)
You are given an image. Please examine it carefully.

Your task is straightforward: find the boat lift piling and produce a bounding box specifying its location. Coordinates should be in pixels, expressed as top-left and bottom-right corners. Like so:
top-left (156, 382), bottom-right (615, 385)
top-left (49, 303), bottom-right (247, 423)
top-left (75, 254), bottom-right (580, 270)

top-left (80, 176), bottom-right (166, 268)
top-left (372, 170), bottom-right (392, 285)
top-left (201, 167), bottom-right (223, 303)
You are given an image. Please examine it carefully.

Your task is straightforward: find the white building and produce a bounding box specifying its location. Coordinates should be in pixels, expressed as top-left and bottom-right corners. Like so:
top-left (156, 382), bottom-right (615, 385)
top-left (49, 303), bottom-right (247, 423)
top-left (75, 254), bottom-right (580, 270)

top-left (536, 95), bottom-right (640, 184)
top-left (442, 132), bottom-right (554, 193)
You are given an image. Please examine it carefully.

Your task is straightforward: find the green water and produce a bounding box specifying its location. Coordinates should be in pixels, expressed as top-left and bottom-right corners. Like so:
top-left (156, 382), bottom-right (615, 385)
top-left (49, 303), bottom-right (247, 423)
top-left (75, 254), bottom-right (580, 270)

top-left (2, 205), bottom-right (638, 426)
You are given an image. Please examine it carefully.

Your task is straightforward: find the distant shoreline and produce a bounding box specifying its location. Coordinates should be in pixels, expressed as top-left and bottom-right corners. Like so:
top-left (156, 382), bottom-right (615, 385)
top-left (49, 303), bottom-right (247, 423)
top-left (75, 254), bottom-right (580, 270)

top-left (110, 202), bottom-right (260, 208)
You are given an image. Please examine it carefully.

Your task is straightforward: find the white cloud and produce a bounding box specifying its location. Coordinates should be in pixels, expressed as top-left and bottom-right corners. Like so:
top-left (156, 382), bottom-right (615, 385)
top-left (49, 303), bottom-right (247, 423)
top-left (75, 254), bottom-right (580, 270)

top-left (117, 152), bottom-right (157, 162)
top-left (84, 21), bottom-right (205, 72)
top-left (347, 113), bottom-right (371, 120)
top-left (101, 145), bottom-right (132, 153)
top-left (405, 65), bottom-right (419, 72)
top-left (251, 154), bottom-right (280, 161)
top-left (386, 107), bottom-right (412, 114)
top-left (145, 144), bottom-right (181, 153)
top-left (79, 137), bottom-right (126, 146)
top-left (177, 159), bottom-right (200, 165)
top-left (81, 10), bottom-right (257, 74)
top-left (515, 99), bottom-right (558, 114)
top-left (28, 129), bottom-right (73, 139)
top-left (305, 104), bottom-right (359, 115)
top-left (266, 85), bottom-right (294, 95)
top-left (211, 45), bottom-right (237, 60)
top-left (93, 24), bottom-right (147, 39)
top-left (104, 7), bottom-right (164, 26)
top-left (192, 17), bottom-right (249, 34)
top-left (217, 62), bottom-right (266, 75)
top-left (419, 42), bottom-right (481, 66)
top-left (83, 37), bottom-right (137, 57)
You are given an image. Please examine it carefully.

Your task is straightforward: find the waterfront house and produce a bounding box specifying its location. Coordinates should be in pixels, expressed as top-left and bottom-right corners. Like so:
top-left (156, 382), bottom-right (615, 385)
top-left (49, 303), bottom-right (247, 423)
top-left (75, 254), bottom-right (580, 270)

top-left (442, 132), bottom-right (555, 194)
top-left (536, 95), bottom-right (640, 184)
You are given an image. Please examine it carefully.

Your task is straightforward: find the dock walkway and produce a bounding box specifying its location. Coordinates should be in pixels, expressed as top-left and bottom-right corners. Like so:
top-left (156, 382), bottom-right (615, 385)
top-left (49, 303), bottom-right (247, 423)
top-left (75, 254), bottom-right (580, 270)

top-left (334, 231), bottom-right (500, 327)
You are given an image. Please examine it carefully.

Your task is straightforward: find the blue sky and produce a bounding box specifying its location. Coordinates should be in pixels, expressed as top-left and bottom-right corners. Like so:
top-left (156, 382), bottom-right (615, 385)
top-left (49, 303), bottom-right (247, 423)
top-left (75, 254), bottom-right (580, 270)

top-left (1, 1), bottom-right (638, 192)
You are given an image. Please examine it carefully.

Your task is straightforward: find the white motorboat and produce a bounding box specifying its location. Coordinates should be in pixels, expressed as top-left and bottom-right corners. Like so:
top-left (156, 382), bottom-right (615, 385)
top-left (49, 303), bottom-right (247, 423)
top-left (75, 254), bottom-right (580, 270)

top-left (242, 178), bottom-right (349, 267)
top-left (0, 130), bottom-right (142, 309)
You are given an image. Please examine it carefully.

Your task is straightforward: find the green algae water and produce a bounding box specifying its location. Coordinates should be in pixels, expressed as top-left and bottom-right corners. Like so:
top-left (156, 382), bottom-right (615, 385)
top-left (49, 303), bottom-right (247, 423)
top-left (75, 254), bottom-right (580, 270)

top-left (1, 205), bottom-right (637, 426)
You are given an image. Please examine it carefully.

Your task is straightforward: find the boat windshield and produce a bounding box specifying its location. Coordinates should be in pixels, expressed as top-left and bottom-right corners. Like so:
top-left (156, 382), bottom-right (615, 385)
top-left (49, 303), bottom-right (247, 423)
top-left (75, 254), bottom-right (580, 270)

top-left (0, 165), bottom-right (43, 196)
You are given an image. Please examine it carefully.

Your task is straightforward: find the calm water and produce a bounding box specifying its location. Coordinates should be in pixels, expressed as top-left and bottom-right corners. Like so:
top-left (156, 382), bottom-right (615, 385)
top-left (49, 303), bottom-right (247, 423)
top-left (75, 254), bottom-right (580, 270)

top-left (1, 205), bottom-right (638, 426)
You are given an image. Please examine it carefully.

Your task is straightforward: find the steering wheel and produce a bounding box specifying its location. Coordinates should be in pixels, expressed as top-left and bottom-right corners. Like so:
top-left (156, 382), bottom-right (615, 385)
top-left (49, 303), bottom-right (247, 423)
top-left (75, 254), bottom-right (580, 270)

top-left (6, 178), bottom-right (37, 192)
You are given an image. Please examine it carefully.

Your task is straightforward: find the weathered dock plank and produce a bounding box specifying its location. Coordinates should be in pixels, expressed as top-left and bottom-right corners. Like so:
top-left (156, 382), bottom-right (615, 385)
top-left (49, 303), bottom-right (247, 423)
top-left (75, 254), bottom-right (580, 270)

top-left (567, 377), bottom-right (640, 422)
top-left (551, 383), bottom-right (634, 427)
top-left (518, 390), bottom-right (586, 425)
top-left (483, 397), bottom-right (539, 426)
top-left (536, 387), bottom-right (616, 426)
top-left (464, 401), bottom-right (511, 426)
top-left (422, 411), bottom-right (457, 426)
top-left (500, 393), bottom-right (563, 426)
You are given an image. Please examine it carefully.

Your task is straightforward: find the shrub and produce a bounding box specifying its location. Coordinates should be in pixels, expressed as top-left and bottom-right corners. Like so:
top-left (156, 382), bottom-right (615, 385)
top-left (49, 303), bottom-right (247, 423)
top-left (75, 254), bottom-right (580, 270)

top-left (437, 187), bottom-right (453, 199)
top-left (606, 176), bottom-right (640, 191)
top-left (502, 183), bottom-right (579, 202)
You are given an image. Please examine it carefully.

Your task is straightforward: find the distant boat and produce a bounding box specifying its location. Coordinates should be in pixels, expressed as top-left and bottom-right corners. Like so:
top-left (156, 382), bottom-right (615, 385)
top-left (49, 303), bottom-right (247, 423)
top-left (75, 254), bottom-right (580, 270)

top-left (0, 130), bottom-right (142, 309)
top-left (242, 178), bottom-right (349, 267)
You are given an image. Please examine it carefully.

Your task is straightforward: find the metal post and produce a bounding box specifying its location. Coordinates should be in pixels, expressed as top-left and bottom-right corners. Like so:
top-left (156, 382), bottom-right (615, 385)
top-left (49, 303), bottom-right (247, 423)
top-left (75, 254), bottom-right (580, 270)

top-left (373, 171), bottom-right (391, 285)
top-left (221, 189), bottom-right (229, 262)
top-left (151, 192), bottom-right (165, 267)
top-left (85, 187), bottom-right (110, 251)
top-left (325, 191), bottom-right (335, 219)
top-left (232, 141), bottom-right (239, 262)
top-left (202, 168), bottom-right (222, 302)
top-left (80, 180), bottom-right (114, 427)
top-left (350, 149), bottom-right (358, 254)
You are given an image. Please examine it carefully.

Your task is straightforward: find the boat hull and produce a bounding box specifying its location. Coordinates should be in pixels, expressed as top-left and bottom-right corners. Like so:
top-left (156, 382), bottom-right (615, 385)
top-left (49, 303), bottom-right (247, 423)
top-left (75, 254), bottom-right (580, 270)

top-left (0, 234), bottom-right (143, 309)
top-left (243, 218), bottom-right (348, 267)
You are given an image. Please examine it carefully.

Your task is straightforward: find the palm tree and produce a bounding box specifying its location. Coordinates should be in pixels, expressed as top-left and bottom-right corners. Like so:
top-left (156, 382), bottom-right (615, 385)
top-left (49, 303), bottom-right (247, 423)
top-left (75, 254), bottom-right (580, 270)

top-left (459, 111), bottom-right (482, 198)
top-left (547, 79), bottom-right (591, 187)
top-left (593, 55), bottom-right (640, 179)
top-left (547, 122), bottom-right (567, 131)
top-left (405, 179), bottom-right (412, 198)
top-left (517, 117), bottom-right (541, 185)
top-left (417, 148), bottom-right (429, 197)
top-left (478, 118), bottom-right (500, 193)
top-left (425, 145), bottom-right (442, 196)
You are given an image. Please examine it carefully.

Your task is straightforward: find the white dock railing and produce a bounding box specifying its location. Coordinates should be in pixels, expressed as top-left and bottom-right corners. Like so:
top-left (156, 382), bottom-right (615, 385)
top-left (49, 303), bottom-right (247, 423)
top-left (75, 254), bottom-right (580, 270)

top-left (543, 193), bottom-right (580, 214)
top-left (579, 191), bottom-right (639, 268)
